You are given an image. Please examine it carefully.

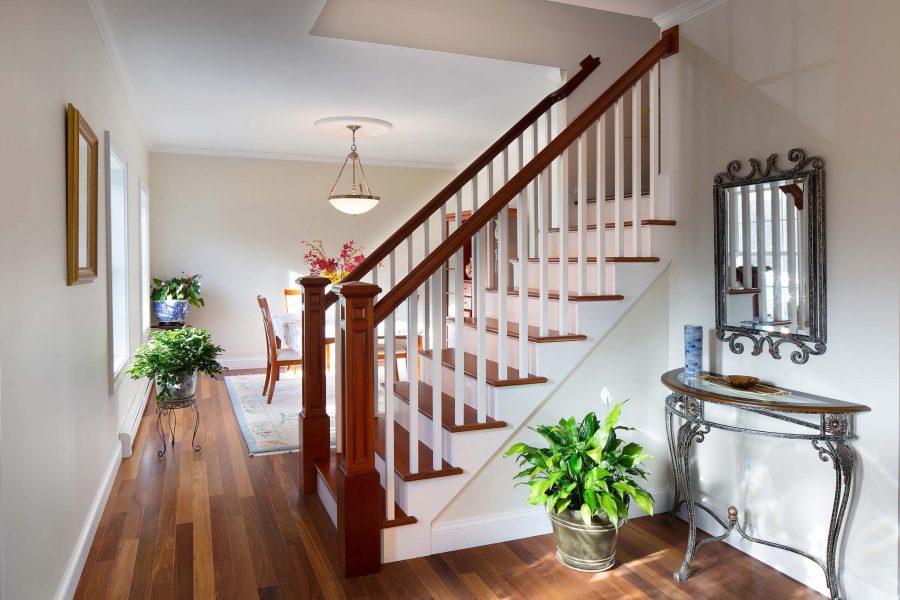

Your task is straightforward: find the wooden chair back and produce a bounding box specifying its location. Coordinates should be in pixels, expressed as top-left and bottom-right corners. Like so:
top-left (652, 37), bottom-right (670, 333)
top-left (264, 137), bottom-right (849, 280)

top-left (256, 295), bottom-right (277, 359)
top-left (283, 288), bottom-right (302, 313)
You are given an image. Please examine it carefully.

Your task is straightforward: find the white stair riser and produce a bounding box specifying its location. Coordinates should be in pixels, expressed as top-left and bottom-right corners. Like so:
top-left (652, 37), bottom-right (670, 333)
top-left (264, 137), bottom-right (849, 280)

top-left (565, 194), bottom-right (653, 228)
top-left (447, 325), bottom-right (537, 370)
top-left (389, 399), bottom-right (455, 462)
top-left (546, 225), bottom-right (655, 258)
top-left (510, 260), bottom-right (606, 294)
top-left (416, 357), bottom-right (498, 415)
top-left (484, 289), bottom-right (578, 331)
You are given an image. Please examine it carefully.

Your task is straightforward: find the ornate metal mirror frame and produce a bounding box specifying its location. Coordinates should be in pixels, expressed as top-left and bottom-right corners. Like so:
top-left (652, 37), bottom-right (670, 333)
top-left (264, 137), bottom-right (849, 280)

top-left (714, 149), bottom-right (826, 364)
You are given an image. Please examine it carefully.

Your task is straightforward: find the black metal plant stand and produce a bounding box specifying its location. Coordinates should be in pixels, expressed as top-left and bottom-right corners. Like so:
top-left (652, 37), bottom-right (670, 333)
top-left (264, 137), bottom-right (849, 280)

top-left (155, 395), bottom-right (201, 458)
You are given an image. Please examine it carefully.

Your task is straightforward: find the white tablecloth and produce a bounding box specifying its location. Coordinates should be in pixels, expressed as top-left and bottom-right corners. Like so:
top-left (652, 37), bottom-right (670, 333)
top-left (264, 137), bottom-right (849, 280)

top-left (271, 308), bottom-right (409, 353)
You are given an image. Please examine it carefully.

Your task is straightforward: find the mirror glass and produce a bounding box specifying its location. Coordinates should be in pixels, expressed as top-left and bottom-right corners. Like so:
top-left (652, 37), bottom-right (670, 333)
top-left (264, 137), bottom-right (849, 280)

top-left (78, 133), bottom-right (90, 268)
top-left (723, 177), bottom-right (809, 335)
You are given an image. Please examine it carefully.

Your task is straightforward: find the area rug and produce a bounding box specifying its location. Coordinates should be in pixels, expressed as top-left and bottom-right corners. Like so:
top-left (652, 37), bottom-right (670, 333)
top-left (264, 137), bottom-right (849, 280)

top-left (224, 371), bottom-right (336, 455)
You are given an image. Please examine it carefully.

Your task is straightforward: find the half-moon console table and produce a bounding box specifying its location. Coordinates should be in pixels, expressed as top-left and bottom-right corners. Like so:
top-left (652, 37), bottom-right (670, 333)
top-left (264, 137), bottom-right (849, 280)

top-left (661, 368), bottom-right (870, 600)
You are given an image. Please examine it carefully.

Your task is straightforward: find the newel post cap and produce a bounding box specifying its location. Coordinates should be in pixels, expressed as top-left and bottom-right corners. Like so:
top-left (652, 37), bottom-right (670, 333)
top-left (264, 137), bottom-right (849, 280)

top-left (297, 275), bottom-right (332, 288)
top-left (332, 281), bottom-right (381, 298)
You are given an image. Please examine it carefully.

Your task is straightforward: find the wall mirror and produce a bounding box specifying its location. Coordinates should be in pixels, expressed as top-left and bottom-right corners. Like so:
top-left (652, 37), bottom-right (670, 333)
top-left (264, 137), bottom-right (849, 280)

top-left (66, 103), bottom-right (99, 285)
top-left (714, 149), bottom-right (825, 364)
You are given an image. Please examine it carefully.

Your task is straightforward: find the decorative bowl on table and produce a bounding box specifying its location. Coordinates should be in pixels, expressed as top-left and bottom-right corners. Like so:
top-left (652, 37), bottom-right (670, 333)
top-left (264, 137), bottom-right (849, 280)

top-left (724, 375), bottom-right (760, 390)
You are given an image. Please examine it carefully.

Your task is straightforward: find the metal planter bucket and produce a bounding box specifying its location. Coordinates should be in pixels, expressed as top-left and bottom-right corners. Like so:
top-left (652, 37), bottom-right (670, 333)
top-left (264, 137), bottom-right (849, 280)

top-left (547, 507), bottom-right (621, 572)
top-left (156, 372), bottom-right (197, 402)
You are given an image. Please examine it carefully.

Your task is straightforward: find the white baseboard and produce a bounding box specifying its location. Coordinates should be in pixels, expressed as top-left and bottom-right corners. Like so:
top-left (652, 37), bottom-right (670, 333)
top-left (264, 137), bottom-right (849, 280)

top-left (118, 379), bottom-right (152, 458)
top-left (317, 472), bottom-right (337, 527)
top-left (54, 444), bottom-right (122, 600)
top-left (680, 496), bottom-right (897, 600)
top-left (220, 356), bottom-right (266, 370)
top-left (431, 486), bottom-right (671, 555)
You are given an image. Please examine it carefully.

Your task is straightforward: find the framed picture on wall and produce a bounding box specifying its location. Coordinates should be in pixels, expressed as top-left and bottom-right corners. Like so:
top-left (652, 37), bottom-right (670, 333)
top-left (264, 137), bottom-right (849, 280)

top-left (66, 103), bottom-right (99, 285)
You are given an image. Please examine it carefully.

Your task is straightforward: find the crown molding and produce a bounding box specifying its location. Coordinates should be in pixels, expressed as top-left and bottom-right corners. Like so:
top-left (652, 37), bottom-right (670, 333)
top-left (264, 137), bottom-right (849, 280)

top-left (151, 145), bottom-right (457, 171)
top-left (86, 0), bottom-right (149, 146)
top-left (653, 0), bottom-right (726, 29)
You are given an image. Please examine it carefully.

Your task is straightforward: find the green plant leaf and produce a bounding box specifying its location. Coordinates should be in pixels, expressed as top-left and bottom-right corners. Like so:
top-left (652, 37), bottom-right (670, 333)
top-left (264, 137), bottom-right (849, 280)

top-left (568, 453), bottom-right (583, 476)
top-left (555, 498), bottom-right (571, 514)
top-left (579, 412), bottom-right (599, 440)
top-left (621, 442), bottom-right (642, 457)
top-left (583, 489), bottom-right (599, 514)
top-left (586, 448), bottom-right (603, 464)
top-left (580, 503), bottom-right (593, 526)
top-left (528, 480), bottom-right (552, 504)
top-left (631, 489), bottom-right (655, 516)
top-left (505, 442), bottom-right (535, 457)
top-left (599, 493), bottom-right (620, 529)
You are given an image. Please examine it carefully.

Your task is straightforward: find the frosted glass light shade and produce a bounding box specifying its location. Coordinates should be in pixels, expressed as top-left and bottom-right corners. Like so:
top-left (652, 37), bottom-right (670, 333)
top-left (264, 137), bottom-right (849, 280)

top-left (328, 194), bottom-right (380, 215)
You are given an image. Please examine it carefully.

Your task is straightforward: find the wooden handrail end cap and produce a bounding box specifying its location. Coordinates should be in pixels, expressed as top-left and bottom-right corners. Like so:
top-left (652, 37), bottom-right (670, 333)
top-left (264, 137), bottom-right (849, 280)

top-left (298, 275), bottom-right (332, 288)
top-left (333, 281), bottom-right (382, 298)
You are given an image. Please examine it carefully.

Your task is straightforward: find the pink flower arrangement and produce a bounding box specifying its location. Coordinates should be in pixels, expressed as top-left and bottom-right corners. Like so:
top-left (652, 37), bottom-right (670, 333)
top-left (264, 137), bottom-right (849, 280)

top-left (301, 240), bottom-right (366, 284)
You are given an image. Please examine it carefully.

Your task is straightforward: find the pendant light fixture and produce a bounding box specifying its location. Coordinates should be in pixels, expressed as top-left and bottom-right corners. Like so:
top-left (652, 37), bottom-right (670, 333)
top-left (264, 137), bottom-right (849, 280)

top-left (327, 124), bottom-right (379, 215)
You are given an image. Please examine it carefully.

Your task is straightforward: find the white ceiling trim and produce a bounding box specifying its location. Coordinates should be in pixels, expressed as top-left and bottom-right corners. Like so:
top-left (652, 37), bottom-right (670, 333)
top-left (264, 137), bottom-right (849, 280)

top-left (653, 0), bottom-right (726, 29)
top-left (151, 145), bottom-right (457, 171)
top-left (86, 0), bottom-right (148, 145)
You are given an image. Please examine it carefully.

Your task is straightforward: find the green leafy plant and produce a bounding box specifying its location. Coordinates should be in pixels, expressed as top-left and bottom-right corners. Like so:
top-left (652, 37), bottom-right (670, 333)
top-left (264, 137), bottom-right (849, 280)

top-left (505, 390), bottom-right (654, 528)
top-left (151, 273), bottom-right (205, 308)
top-left (129, 328), bottom-right (224, 400)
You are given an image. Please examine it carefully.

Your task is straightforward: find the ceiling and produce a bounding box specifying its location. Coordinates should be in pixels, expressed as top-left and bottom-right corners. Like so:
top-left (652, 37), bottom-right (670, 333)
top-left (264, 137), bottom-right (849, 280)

top-left (548, 0), bottom-right (683, 19)
top-left (90, 0), bottom-right (562, 168)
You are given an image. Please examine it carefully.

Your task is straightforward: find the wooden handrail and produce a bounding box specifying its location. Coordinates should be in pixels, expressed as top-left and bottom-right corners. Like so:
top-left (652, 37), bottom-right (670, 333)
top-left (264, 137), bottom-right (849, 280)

top-left (374, 27), bottom-right (678, 324)
top-left (318, 54), bottom-right (602, 309)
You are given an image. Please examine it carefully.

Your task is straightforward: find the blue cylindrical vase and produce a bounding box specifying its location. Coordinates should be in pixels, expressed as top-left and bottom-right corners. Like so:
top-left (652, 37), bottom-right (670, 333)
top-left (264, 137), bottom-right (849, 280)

top-left (684, 325), bottom-right (703, 379)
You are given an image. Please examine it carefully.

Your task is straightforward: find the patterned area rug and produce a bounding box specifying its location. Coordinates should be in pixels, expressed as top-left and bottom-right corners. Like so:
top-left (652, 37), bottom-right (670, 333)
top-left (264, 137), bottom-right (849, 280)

top-left (224, 371), bottom-right (335, 455)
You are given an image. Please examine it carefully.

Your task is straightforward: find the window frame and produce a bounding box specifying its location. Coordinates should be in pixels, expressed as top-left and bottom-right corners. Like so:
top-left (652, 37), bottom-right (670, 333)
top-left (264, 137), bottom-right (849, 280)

top-left (105, 132), bottom-right (130, 392)
top-left (139, 180), bottom-right (151, 339)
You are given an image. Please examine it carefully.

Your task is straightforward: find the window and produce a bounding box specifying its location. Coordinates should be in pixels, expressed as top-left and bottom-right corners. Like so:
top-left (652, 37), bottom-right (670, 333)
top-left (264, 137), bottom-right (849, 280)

top-left (139, 183), bottom-right (151, 335)
top-left (106, 133), bottom-right (129, 388)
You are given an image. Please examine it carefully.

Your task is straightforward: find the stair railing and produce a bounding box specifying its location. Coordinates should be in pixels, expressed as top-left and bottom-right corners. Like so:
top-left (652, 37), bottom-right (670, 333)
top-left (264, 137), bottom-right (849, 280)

top-left (305, 27), bottom-right (678, 577)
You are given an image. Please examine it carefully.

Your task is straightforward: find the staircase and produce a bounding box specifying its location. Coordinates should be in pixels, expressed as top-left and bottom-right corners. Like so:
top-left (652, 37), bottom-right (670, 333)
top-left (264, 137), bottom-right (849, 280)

top-left (298, 27), bottom-right (680, 577)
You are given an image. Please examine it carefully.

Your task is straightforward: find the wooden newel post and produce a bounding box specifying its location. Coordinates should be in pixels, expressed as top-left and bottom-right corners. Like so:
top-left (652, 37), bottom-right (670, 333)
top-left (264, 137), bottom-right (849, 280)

top-left (332, 281), bottom-right (382, 577)
top-left (299, 276), bottom-right (331, 494)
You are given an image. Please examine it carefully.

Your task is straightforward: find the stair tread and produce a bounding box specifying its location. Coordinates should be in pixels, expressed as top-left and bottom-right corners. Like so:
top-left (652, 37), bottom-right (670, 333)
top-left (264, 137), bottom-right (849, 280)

top-left (483, 287), bottom-right (625, 302)
top-left (393, 380), bottom-right (507, 433)
top-left (376, 414), bottom-right (463, 482)
top-left (548, 219), bottom-right (676, 233)
top-left (420, 348), bottom-right (547, 387)
top-left (314, 450), bottom-right (417, 528)
top-left (513, 256), bottom-right (660, 264)
top-left (447, 316), bottom-right (587, 343)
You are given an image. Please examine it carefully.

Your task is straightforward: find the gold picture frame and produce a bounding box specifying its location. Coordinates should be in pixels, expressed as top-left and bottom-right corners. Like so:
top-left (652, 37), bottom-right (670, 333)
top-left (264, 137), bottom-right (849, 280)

top-left (66, 103), bottom-right (99, 285)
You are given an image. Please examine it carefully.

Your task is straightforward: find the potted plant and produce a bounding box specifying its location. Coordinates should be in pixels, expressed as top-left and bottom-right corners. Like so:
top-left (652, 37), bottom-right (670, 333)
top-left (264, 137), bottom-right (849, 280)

top-left (129, 328), bottom-right (224, 402)
top-left (505, 390), bottom-right (654, 572)
top-left (151, 273), bottom-right (204, 324)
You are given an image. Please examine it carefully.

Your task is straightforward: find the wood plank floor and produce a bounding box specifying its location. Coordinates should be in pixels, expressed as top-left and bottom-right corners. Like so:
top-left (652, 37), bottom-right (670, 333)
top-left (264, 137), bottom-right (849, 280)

top-left (75, 373), bottom-right (824, 599)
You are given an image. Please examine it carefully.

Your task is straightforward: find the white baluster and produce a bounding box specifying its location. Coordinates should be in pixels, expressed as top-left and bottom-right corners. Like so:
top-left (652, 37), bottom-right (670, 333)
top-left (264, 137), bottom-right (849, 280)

top-left (577, 133), bottom-right (587, 296)
top-left (475, 224), bottom-right (488, 422)
top-left (786, 185), bottom-right (798, 328)
top-left (497, 148), bottom-right (509, 375)
top-left (517, 136), bottom-right (530, 378)
top-left (558, 143), bottom-right (570, 335)
top-left (430, 268), bottom-right (443, 469)
top-left (728, 191), bottom-right (738, 288)
top-left (770, 182), bottom-right (783, 322)
top-left (454, 191), bottom-right (465, 426)
top-left (486, 162), bottom-right (495, 286)
top-left (741, 186), bottom-right (752, 290)
top-left (538, 168), bottom-right (550, 336)
top-left (755, 183), bottom-right (769, 322)
top-left (596, 116), bottom-right (607, 294)
top-left (631, 81), bottom-right (642, 257)
top-left (614, 98), bottom-right (625, 258)
top-left (649, 65), bottom-right (659, 220)
top-left (407, 287), bottom-right (418, 474)
top-left (423, 219), bottom-right (430, 350)
top-left (385, 307), bottom-right (396, 520)
top-left (530, 122), bottom-right (539, 259)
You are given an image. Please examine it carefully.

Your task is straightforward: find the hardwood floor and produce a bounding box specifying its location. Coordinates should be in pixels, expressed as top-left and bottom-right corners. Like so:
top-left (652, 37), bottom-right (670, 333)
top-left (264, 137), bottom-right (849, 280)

top-left (75, 373), bottom-right (824, 599)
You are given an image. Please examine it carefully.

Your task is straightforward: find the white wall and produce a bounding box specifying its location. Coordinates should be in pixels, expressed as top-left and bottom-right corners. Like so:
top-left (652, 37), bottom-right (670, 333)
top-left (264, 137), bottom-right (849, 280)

top-left (661, 1), bottom-right (900, 598)
top-left (0, 1), bottom-right (150, 598)
top-left (148, 152), bottom-right (452, 365)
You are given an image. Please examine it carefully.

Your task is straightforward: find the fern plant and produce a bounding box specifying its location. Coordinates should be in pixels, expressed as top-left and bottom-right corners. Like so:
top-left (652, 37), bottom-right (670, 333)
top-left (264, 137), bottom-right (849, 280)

top-left (505, 393), bottom-right (654, 528)
top-left (129, 328), bottom-right (224, 400)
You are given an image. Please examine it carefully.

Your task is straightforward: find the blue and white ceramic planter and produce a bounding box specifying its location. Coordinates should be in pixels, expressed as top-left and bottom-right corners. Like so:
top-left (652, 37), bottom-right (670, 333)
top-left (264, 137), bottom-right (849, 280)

top-left (684, 325), bottom-right (703, 379)
top-left (153, 299), bottom-right (190, 324)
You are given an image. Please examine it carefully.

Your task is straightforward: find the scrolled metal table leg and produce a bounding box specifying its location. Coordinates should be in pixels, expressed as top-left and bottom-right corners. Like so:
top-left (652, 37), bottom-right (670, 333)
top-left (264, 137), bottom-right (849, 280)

top-left (664, 399), bottom-right (681, 523)
top-left (191, 401), bottom-right (202, 452)
top-left (814, 438), bottom-right (854, 600)
top-left (673, 421), bottom-right (710, 582)
top-left (156, 407), bottom-right (168, 458)
top-left (169, 409), bottom-right (176, 447)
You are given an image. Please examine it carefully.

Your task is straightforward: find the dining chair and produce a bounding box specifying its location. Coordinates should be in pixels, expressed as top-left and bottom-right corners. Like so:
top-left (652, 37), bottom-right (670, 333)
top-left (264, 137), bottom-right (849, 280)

top-left (283, 287), bottom-right (336, 372)
top-left (257, 295), bottom-right (302, 404)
